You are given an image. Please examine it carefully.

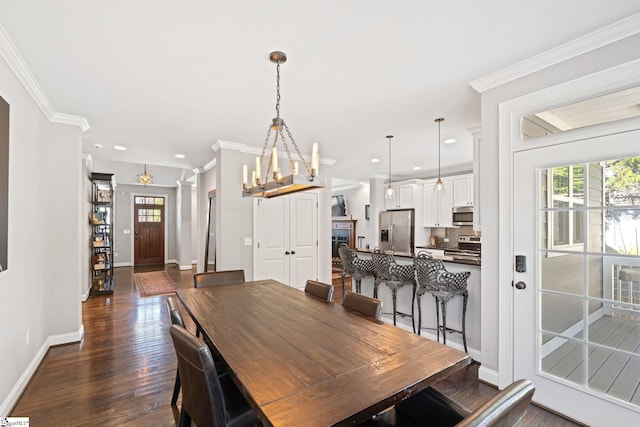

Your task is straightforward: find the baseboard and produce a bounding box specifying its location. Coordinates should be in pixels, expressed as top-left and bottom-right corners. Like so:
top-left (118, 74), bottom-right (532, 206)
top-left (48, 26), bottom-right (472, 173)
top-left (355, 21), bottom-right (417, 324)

top-left (178, 264), bottom-right (192, 271)
top-left (478, 366), bottom-right (499, 386)
top-left (0, 324), bottom-right (84, 417)
top-left (81, 286), bottom-right (91, 302)
top-left (114, 262), bottom-right (132, 267)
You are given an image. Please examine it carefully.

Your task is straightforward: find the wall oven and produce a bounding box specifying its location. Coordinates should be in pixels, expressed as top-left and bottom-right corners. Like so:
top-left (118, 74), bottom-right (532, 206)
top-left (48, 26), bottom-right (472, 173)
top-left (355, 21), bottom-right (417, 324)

top-left (452, 206), bottom-right (474, 226)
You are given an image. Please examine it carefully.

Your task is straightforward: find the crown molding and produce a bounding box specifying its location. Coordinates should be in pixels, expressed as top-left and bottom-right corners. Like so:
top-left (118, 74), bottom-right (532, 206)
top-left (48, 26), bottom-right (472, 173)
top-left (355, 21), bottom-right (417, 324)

top-left (202, 158), bottom-right (217, 172)
top-left (470, 13), bottom-right (640, 93)
top-left (0, 23), bottom-right (90, 132)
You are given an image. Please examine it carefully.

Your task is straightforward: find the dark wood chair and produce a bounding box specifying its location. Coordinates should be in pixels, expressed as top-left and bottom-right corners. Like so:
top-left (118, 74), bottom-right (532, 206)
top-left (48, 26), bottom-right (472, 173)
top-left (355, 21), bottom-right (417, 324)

top-left (304, 280), bottom-right (334, 302)
top-left (166, 296), bottom-right (185, 406)
top-left (342, 291), bottom-right (382, 320)
top-left (193, 269), bottom-right (245, 288)
top-left (169, 325), bottom-right (260, 427)
top-left (362, 379), bottom-right (535, 427)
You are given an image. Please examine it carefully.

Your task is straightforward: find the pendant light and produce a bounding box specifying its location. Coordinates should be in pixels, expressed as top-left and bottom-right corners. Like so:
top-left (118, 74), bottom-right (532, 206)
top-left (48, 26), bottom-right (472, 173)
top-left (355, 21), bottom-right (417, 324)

top-left (137, 164), bottom-right (153, 186)
top-left (435, 118), bottom-right (444, 191)
top-left (385, 135), bottom-right (395, 199)
top-left (242, 51), bottom-right (326, 198)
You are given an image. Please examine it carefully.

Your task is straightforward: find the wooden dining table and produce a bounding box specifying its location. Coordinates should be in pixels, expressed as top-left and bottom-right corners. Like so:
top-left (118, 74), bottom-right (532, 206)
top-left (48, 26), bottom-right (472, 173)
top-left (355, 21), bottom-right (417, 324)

top-left (176, 279), bottom-right (471, 427)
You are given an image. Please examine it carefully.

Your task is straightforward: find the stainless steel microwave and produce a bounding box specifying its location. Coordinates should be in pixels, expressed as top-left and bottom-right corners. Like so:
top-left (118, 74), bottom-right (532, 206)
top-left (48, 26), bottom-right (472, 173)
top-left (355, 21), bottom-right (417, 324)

top-left (452, 206), bottom-right (473, 226)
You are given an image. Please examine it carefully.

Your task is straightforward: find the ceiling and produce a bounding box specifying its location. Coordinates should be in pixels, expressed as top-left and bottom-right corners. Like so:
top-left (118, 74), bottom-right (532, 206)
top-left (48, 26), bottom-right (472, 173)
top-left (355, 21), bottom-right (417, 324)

top-left (1, 1), bottom-right (639, 186)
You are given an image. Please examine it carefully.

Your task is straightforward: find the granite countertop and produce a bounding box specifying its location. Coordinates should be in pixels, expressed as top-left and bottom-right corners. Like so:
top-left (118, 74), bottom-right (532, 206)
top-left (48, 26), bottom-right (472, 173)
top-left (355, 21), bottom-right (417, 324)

top-left (355, 248), bottom-right (481, 267)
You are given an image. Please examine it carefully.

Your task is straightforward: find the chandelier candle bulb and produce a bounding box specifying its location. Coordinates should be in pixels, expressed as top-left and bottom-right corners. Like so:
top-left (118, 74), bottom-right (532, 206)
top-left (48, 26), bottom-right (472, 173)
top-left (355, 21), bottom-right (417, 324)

top-left (255, 156), bottom-right (262, 184)
top-left (272, 147), bottom-right (279, 176)
top-left (293, 161), bottom-right (299, 175)
top-left (242, 164), bottom-right (248, 188)
top-left (251, 170), bottom-right (257, 187)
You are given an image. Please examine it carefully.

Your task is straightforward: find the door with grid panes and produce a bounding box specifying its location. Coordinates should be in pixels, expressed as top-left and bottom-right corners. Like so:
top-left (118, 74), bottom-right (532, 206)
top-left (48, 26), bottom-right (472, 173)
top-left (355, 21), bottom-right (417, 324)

top-left (134, 196), bottom-right (165, 265)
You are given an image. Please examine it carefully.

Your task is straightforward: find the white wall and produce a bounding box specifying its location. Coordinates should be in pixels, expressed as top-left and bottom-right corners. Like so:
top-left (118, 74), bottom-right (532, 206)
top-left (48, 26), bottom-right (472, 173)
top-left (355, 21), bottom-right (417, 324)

top-left (477, 32), bottom-right (640, 380)
top-left (332, 184), bottom-right (372, 248)
top-left (0, 54), bottom-right (83, 415)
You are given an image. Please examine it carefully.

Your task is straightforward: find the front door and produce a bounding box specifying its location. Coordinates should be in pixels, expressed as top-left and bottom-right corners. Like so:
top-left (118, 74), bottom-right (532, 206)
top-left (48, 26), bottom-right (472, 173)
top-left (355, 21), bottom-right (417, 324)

top-left (134, 196), bottom-right (165, 265)
top-left (513, 130), bottom-right (640, 425)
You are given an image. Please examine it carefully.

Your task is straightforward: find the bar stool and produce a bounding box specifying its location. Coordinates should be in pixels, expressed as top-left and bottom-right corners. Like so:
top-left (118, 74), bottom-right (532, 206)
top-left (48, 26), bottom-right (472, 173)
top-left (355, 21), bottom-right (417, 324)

top-left (338, 243), bottom-right (375, 298)
top-left (413, 252), bottom-right (470, 352)
top-left (371, 248), bottom-right (416, 332)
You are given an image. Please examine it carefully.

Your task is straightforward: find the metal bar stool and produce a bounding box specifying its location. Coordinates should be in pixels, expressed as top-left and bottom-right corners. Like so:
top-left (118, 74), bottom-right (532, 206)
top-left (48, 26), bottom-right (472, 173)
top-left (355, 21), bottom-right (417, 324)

top-left (371, 248), bottom-right (416, 332)
top-left (338, 243), bottom-right (375, 298)
top-left (414, 252), bottom-right (470, 352)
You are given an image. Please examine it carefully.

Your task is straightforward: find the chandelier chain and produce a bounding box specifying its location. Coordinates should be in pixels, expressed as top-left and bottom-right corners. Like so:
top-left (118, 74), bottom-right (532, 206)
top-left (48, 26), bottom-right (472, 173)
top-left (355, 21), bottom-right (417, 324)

top-left (275, 61), bottom-right (281, 119)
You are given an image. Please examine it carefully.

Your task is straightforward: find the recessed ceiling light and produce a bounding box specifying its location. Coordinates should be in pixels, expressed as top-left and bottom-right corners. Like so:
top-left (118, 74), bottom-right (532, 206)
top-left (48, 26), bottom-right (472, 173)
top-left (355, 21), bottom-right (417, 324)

top-left (114, 145), bottom-right (127, 150)
top-left (413, 166), bottom-right (422, 170)
top-left (92, 143), bottom-right (102, 149)
top-left (444, 138), bottom-right (456, 144)
top-left (371, 158), bottom-right (380, 163)
top-left (174, 154), bottom-right (186, 159)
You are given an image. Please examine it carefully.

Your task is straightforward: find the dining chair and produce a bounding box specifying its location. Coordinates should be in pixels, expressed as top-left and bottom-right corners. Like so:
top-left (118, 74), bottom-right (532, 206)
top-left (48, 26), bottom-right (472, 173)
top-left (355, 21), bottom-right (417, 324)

top-left (169, 325), bottom-right (261, 427)
top-left (193, 269), bottom-right (245, 288)
top-left (338, 243), bottom-right (375, 298)
top-left (304, 279), bottom-right (334, 302)
top-left (361, 379), bottom-right (535, 427)
top-left (413, 251), bottom-right (470, 352)
top-left (342, 291), bottom-right (382, 320)
top-left (166, 296), bottom-right (186, 406)
top-left (371, 248), bottom-right (416, 332)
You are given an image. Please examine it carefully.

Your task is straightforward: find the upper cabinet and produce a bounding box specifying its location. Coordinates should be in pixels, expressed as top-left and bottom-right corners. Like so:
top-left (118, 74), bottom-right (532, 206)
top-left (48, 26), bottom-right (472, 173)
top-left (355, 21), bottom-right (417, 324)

top-left (385, 180), bottom-right (422, 210)
top-left (423, 178), bottom-right (454, 227)
top-left (452, 174), bottom-right (474, 207)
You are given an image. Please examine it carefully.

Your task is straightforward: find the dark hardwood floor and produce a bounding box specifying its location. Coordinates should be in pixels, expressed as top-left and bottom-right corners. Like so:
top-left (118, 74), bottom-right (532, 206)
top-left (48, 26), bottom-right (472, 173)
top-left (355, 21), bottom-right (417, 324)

top-left (10, 265), bottom-right (582, 426)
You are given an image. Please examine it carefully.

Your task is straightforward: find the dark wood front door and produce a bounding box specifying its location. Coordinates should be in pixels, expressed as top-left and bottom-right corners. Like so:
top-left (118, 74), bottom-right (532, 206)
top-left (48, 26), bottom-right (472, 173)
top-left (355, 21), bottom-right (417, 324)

top-left (134, 196), bottom-right (165, 265)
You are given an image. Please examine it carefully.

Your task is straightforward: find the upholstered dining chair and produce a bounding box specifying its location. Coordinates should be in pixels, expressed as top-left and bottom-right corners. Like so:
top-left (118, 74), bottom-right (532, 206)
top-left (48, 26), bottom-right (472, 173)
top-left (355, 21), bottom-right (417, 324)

top-left (304, 279), bottom-right (334, 302)
top-left (193, 269), bottom-right (245, 288)
top-left (169, 325), bottom-right (261, 427)
top-left (361, 379), bottom-right (535, 427)
top-left (342, 291), bottom-right (382, 320)
top-left (166, 296), bottom-right (186, 406)
top-left (338, 243), bottom-right (375, 298)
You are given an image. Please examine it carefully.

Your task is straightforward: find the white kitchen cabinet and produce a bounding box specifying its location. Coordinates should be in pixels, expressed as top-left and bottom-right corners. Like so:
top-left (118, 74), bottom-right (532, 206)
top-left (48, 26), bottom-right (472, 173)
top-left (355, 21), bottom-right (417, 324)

top-left (423, 178), bottom-right (454, 227)
top-left (452, 174), bottom-right (474, 207)
top-left (384, 181), bottom-right (419, 210)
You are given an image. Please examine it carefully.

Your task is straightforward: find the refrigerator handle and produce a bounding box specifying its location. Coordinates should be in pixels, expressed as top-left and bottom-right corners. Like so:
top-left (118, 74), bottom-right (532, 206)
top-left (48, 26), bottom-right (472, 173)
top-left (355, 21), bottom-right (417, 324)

top-left (389, 223), bottom-right (394, 251)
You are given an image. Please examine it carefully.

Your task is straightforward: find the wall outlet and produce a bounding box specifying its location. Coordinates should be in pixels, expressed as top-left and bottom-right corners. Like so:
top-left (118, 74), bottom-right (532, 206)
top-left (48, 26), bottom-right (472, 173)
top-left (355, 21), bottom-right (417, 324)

top-left (26, 328), bottom-right (30, 345)
top-left (244, 237), bottom-right (252, 246)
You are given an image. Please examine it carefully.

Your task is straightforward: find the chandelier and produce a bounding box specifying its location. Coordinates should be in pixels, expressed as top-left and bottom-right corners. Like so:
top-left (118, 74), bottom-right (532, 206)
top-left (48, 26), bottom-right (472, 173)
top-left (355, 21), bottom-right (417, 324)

top-left (435, 118), bottom-right (444, 191)
top-left (138, 164), bottom-right (153, 186)
top-left (242, 51), bottom-right (326, 198)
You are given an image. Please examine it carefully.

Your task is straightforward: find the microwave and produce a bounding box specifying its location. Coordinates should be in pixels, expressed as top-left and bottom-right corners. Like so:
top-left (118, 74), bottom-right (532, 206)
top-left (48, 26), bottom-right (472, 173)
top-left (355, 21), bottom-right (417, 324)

top-left (452, 206), bottom-right (474, 226)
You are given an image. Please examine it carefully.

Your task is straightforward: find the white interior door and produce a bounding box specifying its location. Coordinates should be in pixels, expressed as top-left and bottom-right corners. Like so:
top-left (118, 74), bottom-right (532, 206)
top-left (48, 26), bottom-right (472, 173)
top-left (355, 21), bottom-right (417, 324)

top-left (255, 192), bottom-right (319, 288)
top-left (513, 130), bottom-right (640, 425)
top-left (289, 192), bottom-right (318, 289)
top-left (256, 197), bottom-right (289, 284)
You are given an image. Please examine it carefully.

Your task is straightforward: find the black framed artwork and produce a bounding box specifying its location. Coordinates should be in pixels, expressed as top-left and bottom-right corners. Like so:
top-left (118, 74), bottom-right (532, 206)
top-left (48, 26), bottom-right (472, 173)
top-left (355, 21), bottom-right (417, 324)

top-left (0, 96), bottom-right (8, 272)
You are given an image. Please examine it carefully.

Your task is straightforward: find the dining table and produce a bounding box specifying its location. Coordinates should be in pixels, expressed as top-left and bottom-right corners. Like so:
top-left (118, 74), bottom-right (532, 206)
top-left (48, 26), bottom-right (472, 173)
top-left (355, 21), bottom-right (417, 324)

top-left (176, 279), bottom-right (471, 427)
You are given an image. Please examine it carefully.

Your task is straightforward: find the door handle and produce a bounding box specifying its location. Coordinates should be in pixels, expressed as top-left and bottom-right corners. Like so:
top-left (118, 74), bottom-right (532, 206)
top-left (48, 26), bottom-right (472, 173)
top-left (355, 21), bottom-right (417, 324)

top-left (285, 251), bottom-right (290, 255)
top-left (514, 281), bottom-right (527, 290)
top-left (291, 250), bottom-right (296, 255)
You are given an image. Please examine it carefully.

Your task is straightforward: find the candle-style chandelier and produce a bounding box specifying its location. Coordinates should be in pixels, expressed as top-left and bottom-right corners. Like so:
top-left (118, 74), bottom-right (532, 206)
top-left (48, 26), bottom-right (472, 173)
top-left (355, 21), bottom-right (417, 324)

top-left (242, 51), bottom-right (326, 198)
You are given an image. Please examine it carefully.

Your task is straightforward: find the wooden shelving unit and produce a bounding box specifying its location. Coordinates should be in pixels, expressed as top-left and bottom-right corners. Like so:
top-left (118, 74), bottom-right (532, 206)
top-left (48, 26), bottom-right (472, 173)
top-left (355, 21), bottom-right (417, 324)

top-left (90, 172), bottom-right (115, 295)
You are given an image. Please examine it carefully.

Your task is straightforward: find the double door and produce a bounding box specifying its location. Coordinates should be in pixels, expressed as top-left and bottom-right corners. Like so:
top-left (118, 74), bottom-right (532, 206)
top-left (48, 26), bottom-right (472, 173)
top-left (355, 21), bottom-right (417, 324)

top-left (255, 192), bottom-right (318, 289)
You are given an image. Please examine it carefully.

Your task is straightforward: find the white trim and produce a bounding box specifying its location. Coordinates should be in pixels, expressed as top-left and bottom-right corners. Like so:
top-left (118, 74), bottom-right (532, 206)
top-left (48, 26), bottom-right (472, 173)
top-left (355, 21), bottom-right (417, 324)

top-left (130, 192), bottom-right (170, 266)
top-left (114, 261), bottom-right (132, 267)
top-left (0, 23), bottom-right (90, 131)
top-left (0, 325), bottom-right (84, 417)
top-left (498, 55), bottom-right (640, 397)
top-left (177, 264), bottom-right (192, 271)
top-left (81, 286), bottom-right (91, 302)
top-left (478, 367), bottom-right (499, 387)
top-left (470, 13), bottom-right (640, 93)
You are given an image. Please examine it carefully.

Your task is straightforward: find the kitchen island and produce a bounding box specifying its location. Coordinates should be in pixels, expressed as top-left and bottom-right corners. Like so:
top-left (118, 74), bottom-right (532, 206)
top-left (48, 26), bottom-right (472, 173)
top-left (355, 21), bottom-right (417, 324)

top-left (355, 249), bottom-right (481, 359)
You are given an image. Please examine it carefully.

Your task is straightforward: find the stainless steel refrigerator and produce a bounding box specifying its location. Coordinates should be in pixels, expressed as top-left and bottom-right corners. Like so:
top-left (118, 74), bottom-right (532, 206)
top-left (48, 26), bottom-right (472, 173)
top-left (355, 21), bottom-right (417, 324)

top-left (379, 209), bottom-right (415, 256)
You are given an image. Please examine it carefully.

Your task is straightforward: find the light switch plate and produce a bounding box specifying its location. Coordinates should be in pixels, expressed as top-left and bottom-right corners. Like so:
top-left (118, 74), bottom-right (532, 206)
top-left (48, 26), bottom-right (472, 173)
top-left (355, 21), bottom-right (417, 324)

top-left (123, 229), bottom-right (131, 234)
top-left (244, 237), bottom-right (252, 246)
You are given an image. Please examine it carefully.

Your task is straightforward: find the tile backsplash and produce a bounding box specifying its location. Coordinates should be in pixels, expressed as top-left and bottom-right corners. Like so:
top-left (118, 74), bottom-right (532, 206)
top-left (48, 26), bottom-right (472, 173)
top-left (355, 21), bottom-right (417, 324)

top-left (430, 226), bottom-right (480, 248)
